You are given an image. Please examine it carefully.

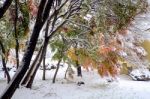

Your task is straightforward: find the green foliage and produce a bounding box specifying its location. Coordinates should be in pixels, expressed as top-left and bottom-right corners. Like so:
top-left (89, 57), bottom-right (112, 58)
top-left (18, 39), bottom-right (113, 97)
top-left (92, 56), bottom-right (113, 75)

top-left (66, 29), bottom-right (79, 37)
top-left (0, 1), bottom-right (30, 57)
top-left (0, 17), bottom-right (15, 50)
top-left (50, 34), bottom-right (69, 62)
top-left (113, 0), bottom-right (144, 29)
top-left (17, 2), bottom-right (30, 39)
top-left (50, 38), bottom-right (65, 52)
top-left (95, 0), bottom-right (148, 33)
top-left (19, 3), bottom-right (30, 28)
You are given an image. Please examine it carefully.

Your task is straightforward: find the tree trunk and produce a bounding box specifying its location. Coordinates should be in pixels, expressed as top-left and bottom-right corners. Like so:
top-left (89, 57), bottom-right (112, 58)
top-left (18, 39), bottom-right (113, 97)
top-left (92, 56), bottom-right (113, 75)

top-left (0, 0), bottom-right (13, 19)
top-left (1, 53), bottom-right (11, 84)
top-left (42, 50), bottom-right (46, 80)
top-left (0, 0), bottom-right (54, 98)
top-left (76, 61), bottom-right (82, 77)
top-left (52, 46), bottom-right (64, 83)
top-left (26, 38), bottom-right (49, 88)
top-left (25, 50), bottom-right (44, 88)
top-left (42, 19), bottom-right (49, 80)
top-left (0, 41), bottom-right (11, 83)
top-left (14, 0), bottom-right (19, 69)
top-left (64, 64), bottom-right (69, 79)
top-left (52, 59), bottom-right (61, 83)
top-left (21, 46), bottom-right (43, 85)
top-left (74, 43), bottom-right (82, 77)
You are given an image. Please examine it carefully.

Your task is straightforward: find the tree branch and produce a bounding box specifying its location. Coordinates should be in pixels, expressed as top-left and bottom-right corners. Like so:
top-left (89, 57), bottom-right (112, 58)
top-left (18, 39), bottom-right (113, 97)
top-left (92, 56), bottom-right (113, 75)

top-left (0, 0), bottom-right (13, 19)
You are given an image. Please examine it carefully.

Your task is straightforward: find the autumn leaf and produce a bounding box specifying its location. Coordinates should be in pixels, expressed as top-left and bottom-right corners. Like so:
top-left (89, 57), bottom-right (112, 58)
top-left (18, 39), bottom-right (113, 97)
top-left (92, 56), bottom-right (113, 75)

top-left (28, 0), bottom-right (38, 18)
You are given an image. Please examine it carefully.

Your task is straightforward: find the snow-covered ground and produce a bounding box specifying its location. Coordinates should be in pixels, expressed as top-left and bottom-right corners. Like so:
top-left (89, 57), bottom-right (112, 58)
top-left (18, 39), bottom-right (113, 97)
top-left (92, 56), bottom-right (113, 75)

top-left (1, 67), bottom-right (150, 99)
top-left (2, 1), bottom-right (150, 99)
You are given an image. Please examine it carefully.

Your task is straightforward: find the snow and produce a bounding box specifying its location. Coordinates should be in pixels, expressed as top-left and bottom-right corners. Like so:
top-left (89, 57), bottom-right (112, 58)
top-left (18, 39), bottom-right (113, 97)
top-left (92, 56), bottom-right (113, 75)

top-left (130, 69), bottom-right (150, 80)
top-left (1, 1), bottom-right (150, 99)
top-left (129, 0), bottom-right (150, 40)
top-left (1, 67), bottom-right (150, 99)
top-left (84, 14), bottom-right (92, 21)
top-left (119, 51), bottom-right (127, 57)
top-left (0, 36), bottom-right (150, 99)
top-left (134, 47), bottom-right (147, 56)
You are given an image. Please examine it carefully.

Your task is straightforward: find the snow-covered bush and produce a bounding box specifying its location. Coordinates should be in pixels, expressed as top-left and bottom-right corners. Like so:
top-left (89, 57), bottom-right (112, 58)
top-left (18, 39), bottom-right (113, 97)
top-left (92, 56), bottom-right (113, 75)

top-left (130, 69), bottom-right (150, 81)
